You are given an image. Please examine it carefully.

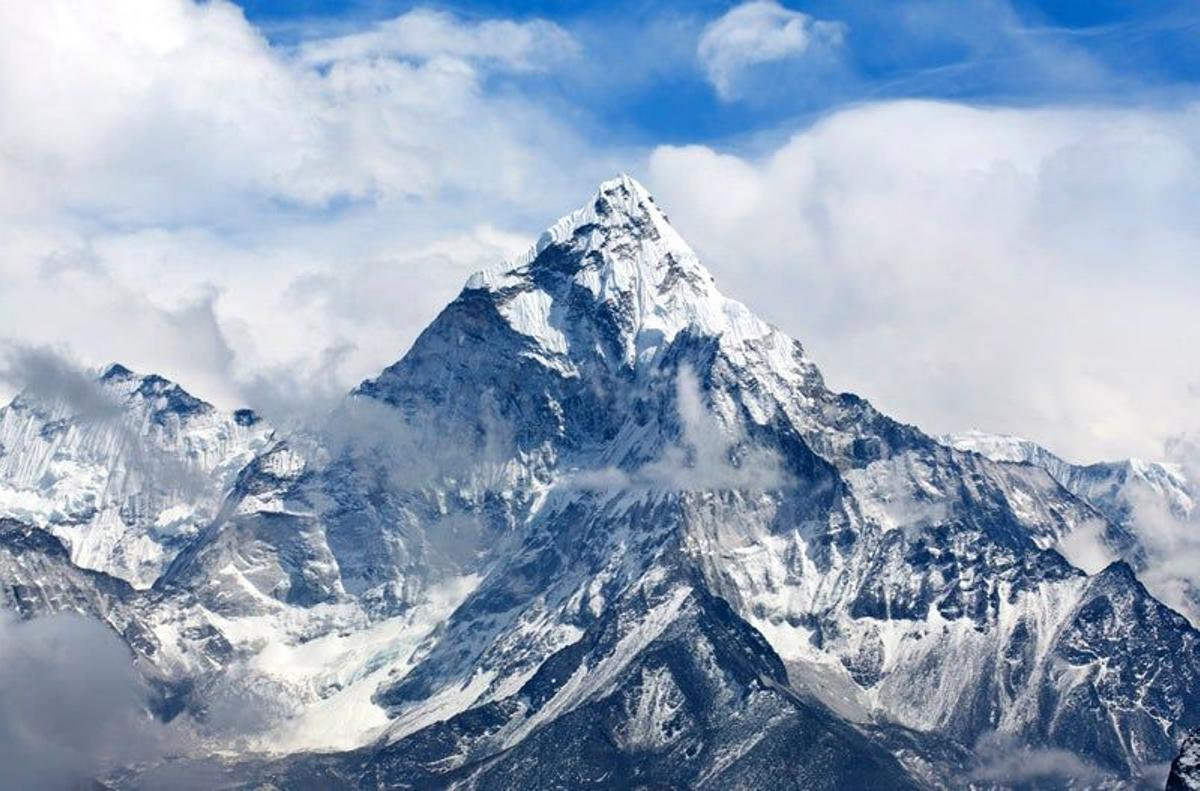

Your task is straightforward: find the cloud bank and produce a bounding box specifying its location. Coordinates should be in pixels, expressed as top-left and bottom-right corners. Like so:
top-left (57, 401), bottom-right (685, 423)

top-left (649, 100), bottom-right (1200, 462)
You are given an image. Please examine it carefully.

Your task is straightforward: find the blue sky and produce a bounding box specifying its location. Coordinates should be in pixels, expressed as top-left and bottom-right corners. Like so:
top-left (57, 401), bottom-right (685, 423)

top-left (234, 0), bottom-right (1200, 144)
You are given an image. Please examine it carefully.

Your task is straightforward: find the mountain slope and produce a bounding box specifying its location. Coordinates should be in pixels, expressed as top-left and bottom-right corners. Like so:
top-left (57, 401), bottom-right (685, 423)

top-left (269, 574), bottom-right (922, 790)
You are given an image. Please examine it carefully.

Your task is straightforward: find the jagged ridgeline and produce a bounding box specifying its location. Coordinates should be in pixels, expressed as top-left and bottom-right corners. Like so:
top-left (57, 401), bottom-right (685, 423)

top-left (1, 176), bottom-right (1197, 789)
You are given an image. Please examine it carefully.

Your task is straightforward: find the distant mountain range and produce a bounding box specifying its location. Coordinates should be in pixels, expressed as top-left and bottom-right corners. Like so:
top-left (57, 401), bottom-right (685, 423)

top-left (1, 176), bottom-right (1196, 789)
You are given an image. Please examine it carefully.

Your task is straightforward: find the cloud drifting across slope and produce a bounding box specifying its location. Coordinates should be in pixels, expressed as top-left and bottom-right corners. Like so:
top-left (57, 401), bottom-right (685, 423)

top-left (0, 613), bottom-right (172, 788)
top-left (573, 367), bottom-right (787, 492)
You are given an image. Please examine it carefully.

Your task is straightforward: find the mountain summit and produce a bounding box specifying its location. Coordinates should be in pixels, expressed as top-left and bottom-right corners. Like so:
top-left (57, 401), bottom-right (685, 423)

top-left (1, 177), bottom-right (1197, 788)
top-left (464, 173), bottom-right (756, 368)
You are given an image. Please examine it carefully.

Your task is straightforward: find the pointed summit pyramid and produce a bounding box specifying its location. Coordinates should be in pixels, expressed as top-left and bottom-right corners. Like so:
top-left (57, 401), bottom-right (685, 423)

top-left (340, 176), bottom-right (1200, 786)
top-left (355, 175), bottom-right (825, 482)
top-left (460, 174), bottom-right (776, 371)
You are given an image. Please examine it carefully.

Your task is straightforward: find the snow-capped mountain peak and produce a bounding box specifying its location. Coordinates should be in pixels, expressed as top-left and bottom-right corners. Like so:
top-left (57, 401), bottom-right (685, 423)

top-left (464, 174), bottom-right (774, 369)
top-left (3, 178), bottom-right (1199, 789)
top-left (471, 173), bottom-right (696, 283)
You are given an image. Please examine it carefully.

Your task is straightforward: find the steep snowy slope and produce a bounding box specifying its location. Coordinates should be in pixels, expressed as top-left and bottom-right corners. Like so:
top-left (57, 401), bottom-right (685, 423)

top-left (2, 176), bottom-right (1198, 789)
top-left (944, 430), bottom-right (1199, 623)
top-left (0, 365), bottom-right (270, 587)
top-left (259, 570), bottom-right (923, 790)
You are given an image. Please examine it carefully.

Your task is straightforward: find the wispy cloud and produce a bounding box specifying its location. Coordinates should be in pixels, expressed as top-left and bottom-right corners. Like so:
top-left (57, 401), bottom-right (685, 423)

top-left (0, 343), bottom-right (122, 421)
top-left (1126, 433), bottom-right (1200, 623)
top-left (295, 8), bottom-right (579, 72)
top-left (968, 732), bottom-right (1105, 785)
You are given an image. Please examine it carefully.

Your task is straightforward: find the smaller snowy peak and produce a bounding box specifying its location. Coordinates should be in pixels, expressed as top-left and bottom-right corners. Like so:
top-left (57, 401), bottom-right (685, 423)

top-left (942, 428), bottom-right (1200, 624)
top-left (97, 364), bottom-right (215, 424)
top-left (941, 429), bottom-right (1068, 467)
top-left (463, 174), bottom-right (779, 368)
top-left (943, 430), bottom-right (1193, 514)
top-left (0, 363), bottom-right (272, 587)
top-left (93, 363), bottom-right (262, 430)
top-left (100, 362), bottom-right (135, 381)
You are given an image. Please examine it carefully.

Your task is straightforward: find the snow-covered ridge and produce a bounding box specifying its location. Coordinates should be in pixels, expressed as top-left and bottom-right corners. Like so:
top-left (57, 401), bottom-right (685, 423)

top-left (942, 429), bottom-right (1195, 525)
top-left (944, 430), bottom-right (1191, 490)
top-left (0, 363), bottom-right (271, 587)
top-left (942, 428), bottom-right (1199, 623)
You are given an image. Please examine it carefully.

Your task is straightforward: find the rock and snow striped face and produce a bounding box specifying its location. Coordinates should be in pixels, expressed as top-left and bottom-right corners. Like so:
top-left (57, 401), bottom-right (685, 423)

top-left (944, 429), bottom-right (1200, 625)
top-left (0, 361), bottom-right (271, 587)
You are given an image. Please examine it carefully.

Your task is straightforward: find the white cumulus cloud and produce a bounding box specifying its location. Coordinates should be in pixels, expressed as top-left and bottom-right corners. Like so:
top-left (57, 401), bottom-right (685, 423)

top-left (0, 0), bottom-right (613, 410)
top-left (698, 1), bottom-right (845, 100)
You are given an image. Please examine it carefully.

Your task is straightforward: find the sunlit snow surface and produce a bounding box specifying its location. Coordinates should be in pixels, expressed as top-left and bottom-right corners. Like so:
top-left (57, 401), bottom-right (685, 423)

top-left (0, 367), bottom-right (269, 587)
